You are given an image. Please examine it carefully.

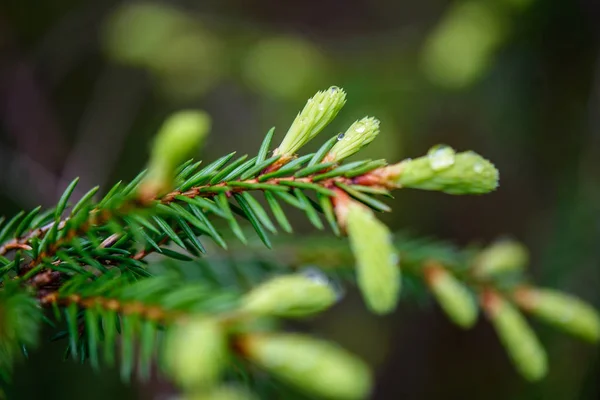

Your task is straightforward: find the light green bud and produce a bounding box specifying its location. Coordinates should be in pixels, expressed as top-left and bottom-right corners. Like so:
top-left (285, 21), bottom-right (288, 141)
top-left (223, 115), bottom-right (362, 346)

top-left (142, 110), bottom-right (211, 198)
top-left (421, 1), bottom-right (507, 89)
top-left (241, 273), bottom-right (338, 318)
top-left (180, 386), bottom-right (257, 400)
top-left (513, 287), bottom-right (600, 343)
top-left (242, 333), bottom-right (372, 400)
top-left (325, 117), bottom-right (380, 162)
top-left (345, 201), bottom-right (400, 315)
top-left (163, 317), bottom-right (227, 391)
top-left (391, 146), bottom-right (499, 194)
top-left (424, 263), bottom-right (477, 329)
top-left (474, 239), bottom-right (529, 278)
top-left (274, 87), bottom-right (346, 157)
top-left (482, 291), bottom-right (547, 381)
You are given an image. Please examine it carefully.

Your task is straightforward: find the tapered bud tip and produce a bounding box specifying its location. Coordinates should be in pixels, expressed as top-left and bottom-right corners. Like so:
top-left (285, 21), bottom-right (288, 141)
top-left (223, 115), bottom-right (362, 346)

top-left (424, 262), bottom-right (477, 329)
top-left (241, 333), bottom-right (372, 400)
top-left (141, 110), bottom-right (211, 199)
top-left (344, 201), bottom-right (400, 314)
top-left (153, 110), bottom-right (211, 164)
top-left (275, 87), bottom-right (347, 157)
top-left (240, 272), bottom-right (339, 318)
top-left (390, 147), bottom-right (499, 195)
top-left (482, 290), bottom-right (548, 381)
top-left (513, 287), bottom-right (600, 343)
top-left (163, 317), bottom-right (227, 390)
top-left (325, 117), bottom-right (380, 162)
top-left (474, 239), bottom-right (529, 278)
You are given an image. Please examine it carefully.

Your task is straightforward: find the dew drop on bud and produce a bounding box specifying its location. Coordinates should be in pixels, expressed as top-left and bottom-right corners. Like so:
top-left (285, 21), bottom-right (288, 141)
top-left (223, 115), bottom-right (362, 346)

top-left (355, 123), bottom-right (366, 134)
top-left (427, 144), bottom-right (456, 171)
top-left (301, 266), bottom-right (329, 286)
top-left (337, 133), bottom-right (345, 140)
top-left (473, 162), bottom-right (484, 174)
top-left (301, 266), bottom-right (345, 301)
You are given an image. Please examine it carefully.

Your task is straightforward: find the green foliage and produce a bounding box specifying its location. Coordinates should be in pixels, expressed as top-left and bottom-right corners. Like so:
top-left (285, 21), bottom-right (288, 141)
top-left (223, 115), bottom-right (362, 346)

top-left (0, 283), bottom-right (42, 381)
top-left (40, 273), bottom-right (236, 381)
top-left (0, 87), bottom-right (597, 398)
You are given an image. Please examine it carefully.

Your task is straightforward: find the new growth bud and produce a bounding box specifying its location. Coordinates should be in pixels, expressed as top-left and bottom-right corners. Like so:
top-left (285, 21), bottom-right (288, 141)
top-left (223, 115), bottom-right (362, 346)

top-left (141, 111), bottom-right (211, 200)
top-left (240, 272), bottom-right (338, 318)
top-left (473, 239), bottom-right (529, 278)
top-left (164, 317), bottom-right (227, 391)
top-left (384, 146), bottom-right (499, 194)
top-left (513, 286), bottom-right (600, 343)
top-left (240, 333), bottom-right (372, 400)
top-left (325, 117), bottom-right (380, 162)
top-left (181, 386), bottom-right (258, 400)
top-left (336, 194), bottom-right (400, 315)
top-left (481, 290), bottom-right (547, 381)
top-left (274, 87), bottom-right (346, 158)
top-left (424, 262), bottom-right (477, 329)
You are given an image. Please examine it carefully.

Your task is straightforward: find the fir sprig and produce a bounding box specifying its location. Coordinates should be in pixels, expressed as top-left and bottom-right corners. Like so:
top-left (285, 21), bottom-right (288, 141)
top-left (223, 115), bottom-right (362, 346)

top-left (0, 87), bottom-right (597, 399)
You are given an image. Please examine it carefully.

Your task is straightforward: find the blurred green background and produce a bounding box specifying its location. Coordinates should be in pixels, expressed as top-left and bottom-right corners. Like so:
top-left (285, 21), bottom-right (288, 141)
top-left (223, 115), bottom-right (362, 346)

top-left (1, 0), bottom-right (599, 398)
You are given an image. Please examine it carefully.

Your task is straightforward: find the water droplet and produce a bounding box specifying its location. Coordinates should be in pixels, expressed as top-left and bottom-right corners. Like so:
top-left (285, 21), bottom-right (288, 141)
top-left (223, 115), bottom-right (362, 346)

top-left (355, 124), bottom-right (366, 134)
top-left (318, 104), bottom-right (325, 111)
top-left (301, 266), bottom-right (344, 300)
top-left (299, 117), bottom-right (308, 125)
top-left (473, 162), bottom-right (484, 174)
top-left (337, 133), bottom-right (345, 140)
top-left (301, 267), bottom-right (330, 286)
top-left (427, 144), bottom-right (456, 171)
top-left (330, 86), bottom-right (340, 93)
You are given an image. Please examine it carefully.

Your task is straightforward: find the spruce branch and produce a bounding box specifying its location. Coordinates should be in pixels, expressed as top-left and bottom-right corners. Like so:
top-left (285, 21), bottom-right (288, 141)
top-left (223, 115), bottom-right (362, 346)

top-left (0, 87), bottom-right (597, 399)
top-left (182, 231), bottom-right (600, 381)
top-left (36, 269), bottom-right (355, 396)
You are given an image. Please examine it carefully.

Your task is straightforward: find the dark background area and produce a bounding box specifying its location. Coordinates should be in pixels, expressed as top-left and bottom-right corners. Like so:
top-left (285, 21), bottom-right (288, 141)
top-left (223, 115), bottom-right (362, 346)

top-left (1, 0), bottom-right (599, 399)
